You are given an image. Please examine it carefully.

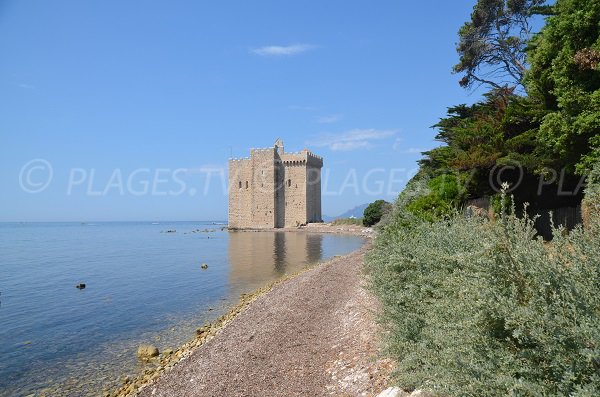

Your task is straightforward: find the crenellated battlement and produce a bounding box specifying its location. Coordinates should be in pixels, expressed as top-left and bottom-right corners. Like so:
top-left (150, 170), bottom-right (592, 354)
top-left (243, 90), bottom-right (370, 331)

top-left (250, 147), bottom-right (277, 152)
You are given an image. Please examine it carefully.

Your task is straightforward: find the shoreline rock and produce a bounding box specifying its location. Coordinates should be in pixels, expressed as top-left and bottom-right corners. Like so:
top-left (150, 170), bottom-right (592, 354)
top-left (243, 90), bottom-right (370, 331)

top-left (136, 345), bottom-right (159, 360)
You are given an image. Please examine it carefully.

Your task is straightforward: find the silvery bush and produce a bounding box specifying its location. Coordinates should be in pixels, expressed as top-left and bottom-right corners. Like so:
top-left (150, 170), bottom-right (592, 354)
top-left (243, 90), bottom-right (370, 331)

top-left (367, 176), bottom-right (600, 396)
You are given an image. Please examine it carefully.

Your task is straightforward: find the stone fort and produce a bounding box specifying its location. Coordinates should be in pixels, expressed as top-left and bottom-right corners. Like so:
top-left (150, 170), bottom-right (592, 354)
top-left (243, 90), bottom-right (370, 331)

top-left (228, 139), bottom-right (323, 228)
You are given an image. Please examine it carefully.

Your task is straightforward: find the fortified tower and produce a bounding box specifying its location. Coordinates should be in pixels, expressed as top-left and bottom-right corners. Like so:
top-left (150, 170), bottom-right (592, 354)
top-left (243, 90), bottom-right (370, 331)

top-left (228, 139), bottom-right (323, 229)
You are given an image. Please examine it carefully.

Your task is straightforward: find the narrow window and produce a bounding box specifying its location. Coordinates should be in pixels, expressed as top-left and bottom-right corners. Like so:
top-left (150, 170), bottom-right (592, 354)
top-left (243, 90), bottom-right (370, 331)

top-left (239, 181), bottom-right (242, 189)
top-left (288, 179), bottom-right (291, 187)
top-left (246, 181), bottom-right (249, 189)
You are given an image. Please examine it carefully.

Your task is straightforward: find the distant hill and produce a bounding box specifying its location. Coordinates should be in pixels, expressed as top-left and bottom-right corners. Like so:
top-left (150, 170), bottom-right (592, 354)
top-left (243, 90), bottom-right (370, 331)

top-left (323, 203), bottom-right (369, 222)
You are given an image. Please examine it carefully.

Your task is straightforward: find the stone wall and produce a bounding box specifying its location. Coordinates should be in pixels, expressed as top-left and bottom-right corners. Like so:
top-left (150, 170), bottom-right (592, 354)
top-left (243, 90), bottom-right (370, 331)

top-left (228, 158), bottom-right (253, 229)
top-left (250, 148), bottom-right (277, 228)
top-left (228, 141), bottom-right (322, 229)
top-left (282, 155), bottom-right (308, 227)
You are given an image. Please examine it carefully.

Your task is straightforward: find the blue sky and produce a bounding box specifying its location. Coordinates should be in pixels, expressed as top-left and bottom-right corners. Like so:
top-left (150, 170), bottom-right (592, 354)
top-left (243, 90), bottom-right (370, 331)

top-left (1, 0), bottom-right (487, 221)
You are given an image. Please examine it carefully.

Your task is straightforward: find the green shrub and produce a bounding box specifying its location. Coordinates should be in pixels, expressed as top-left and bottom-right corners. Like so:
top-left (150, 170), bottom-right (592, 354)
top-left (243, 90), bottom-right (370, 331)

top-left (363, 200), bottom-right (392, 227)
top-left (367, 187), bottom-right (600, 396)
top-left (406, 193), bottom-right (453, 222)
top-left (428, 174), bottom-right (465, 204)
top-left (399, 173), bottom-right (466, 222)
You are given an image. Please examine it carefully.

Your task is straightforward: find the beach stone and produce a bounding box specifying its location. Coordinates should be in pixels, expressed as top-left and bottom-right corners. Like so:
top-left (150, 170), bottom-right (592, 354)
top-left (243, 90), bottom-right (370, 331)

top-left (162, 348), bottom-right (173, 356)
top-left (196, 326), bottom-right (209, 335)
top-left (377, 387), bottom-right (408, 397)
top-left (137, 344), bottom-right (159, 359)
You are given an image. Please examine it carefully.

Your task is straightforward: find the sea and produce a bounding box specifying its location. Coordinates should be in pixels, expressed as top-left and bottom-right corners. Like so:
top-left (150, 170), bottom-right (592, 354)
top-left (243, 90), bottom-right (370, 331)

top-left (0, 221), bottom-right (364, 396)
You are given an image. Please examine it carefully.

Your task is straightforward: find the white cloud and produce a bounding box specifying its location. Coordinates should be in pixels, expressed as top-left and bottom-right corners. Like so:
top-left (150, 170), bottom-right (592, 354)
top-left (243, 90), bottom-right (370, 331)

top-left (309, 129), bottom-right (397, 151)
top-left (251, 44), bottom-right (316, 56)
top-left (317, 114), bottom-right (343, 124)
top-left (392, 138), bottom-right (427, 154)
top-left (18, 83), bottom-right (35, 90)
top-left (392, 138), bottom-right (403, 151)
top-left (331, 141), bottom-right (370, 151)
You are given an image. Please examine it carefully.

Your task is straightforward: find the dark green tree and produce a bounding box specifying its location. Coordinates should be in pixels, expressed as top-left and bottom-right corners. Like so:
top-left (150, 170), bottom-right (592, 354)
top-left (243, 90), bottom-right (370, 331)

top-left (526, 0), bottom-right (600, 174)
top-left (363, 200), bottom-right (392, 227)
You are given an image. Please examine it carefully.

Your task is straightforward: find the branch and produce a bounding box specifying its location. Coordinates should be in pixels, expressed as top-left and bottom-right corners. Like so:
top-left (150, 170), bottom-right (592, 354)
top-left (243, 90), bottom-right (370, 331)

top-left (469, 73), bottom-right (504, 90)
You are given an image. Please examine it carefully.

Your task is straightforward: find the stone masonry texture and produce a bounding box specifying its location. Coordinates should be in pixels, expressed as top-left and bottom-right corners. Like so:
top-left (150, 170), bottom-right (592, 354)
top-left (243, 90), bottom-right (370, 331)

top-left (228, 139), bottom-right (323, 228)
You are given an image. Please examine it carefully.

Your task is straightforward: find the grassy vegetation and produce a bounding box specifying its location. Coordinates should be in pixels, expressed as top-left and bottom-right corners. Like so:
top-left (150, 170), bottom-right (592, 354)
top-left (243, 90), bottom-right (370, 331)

top-left (330, 217), bottom-right (363, 226)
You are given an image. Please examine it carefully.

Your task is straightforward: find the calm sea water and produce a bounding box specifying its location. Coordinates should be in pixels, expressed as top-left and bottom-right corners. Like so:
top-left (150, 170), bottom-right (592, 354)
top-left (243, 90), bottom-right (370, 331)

top-left (0, 222), bottom-right (364, 396)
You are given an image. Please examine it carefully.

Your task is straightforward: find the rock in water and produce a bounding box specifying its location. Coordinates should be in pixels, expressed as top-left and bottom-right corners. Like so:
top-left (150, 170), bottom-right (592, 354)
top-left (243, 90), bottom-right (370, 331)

top-left (76, 283), bottom-right (86, 289)
top-left (201, 263), bottom-right (208, 269)
top-left (137, 344), bottom-right (159, 359)
top-left (196, 326), bottom-right (209, 336)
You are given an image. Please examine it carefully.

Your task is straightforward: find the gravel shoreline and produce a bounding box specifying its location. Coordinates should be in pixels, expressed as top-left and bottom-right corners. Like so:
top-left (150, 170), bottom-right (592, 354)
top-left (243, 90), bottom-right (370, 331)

top-left (112, 227), bottom-right (390, 397)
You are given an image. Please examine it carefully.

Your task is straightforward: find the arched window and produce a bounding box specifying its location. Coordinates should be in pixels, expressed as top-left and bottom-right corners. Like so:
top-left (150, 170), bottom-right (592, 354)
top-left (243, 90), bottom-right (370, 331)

top-left (288, 179), bottom-right (291, 187)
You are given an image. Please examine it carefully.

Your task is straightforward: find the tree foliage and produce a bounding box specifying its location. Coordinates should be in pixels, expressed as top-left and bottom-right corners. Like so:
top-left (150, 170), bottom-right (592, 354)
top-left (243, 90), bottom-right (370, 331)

top-left (363, 199), bottom-right (392, 227)
top-left (418, 0), bottom-right (600, 216)
top-left (454, 0), bottom-right (551, 90)
top-left (527, 0), bottom-right (600, 174)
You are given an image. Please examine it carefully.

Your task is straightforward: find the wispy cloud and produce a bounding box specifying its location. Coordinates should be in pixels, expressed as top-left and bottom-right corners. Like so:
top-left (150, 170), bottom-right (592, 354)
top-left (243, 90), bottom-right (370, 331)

top-left (392, 137), bottom-right (427, 154)
top-left (317, 114), bottom-right (343, 124)
top-left (251, 44), bottom-right (316, 56)
top-left (18, 83), bottom-right (35, 90)
top-left (309, 129), bottom-right (397, 151)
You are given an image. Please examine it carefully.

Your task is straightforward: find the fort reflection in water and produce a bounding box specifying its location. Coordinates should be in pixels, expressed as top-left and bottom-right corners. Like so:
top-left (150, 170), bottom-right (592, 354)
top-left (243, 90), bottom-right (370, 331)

top-left (227, 231), bottom-right (363, 290)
